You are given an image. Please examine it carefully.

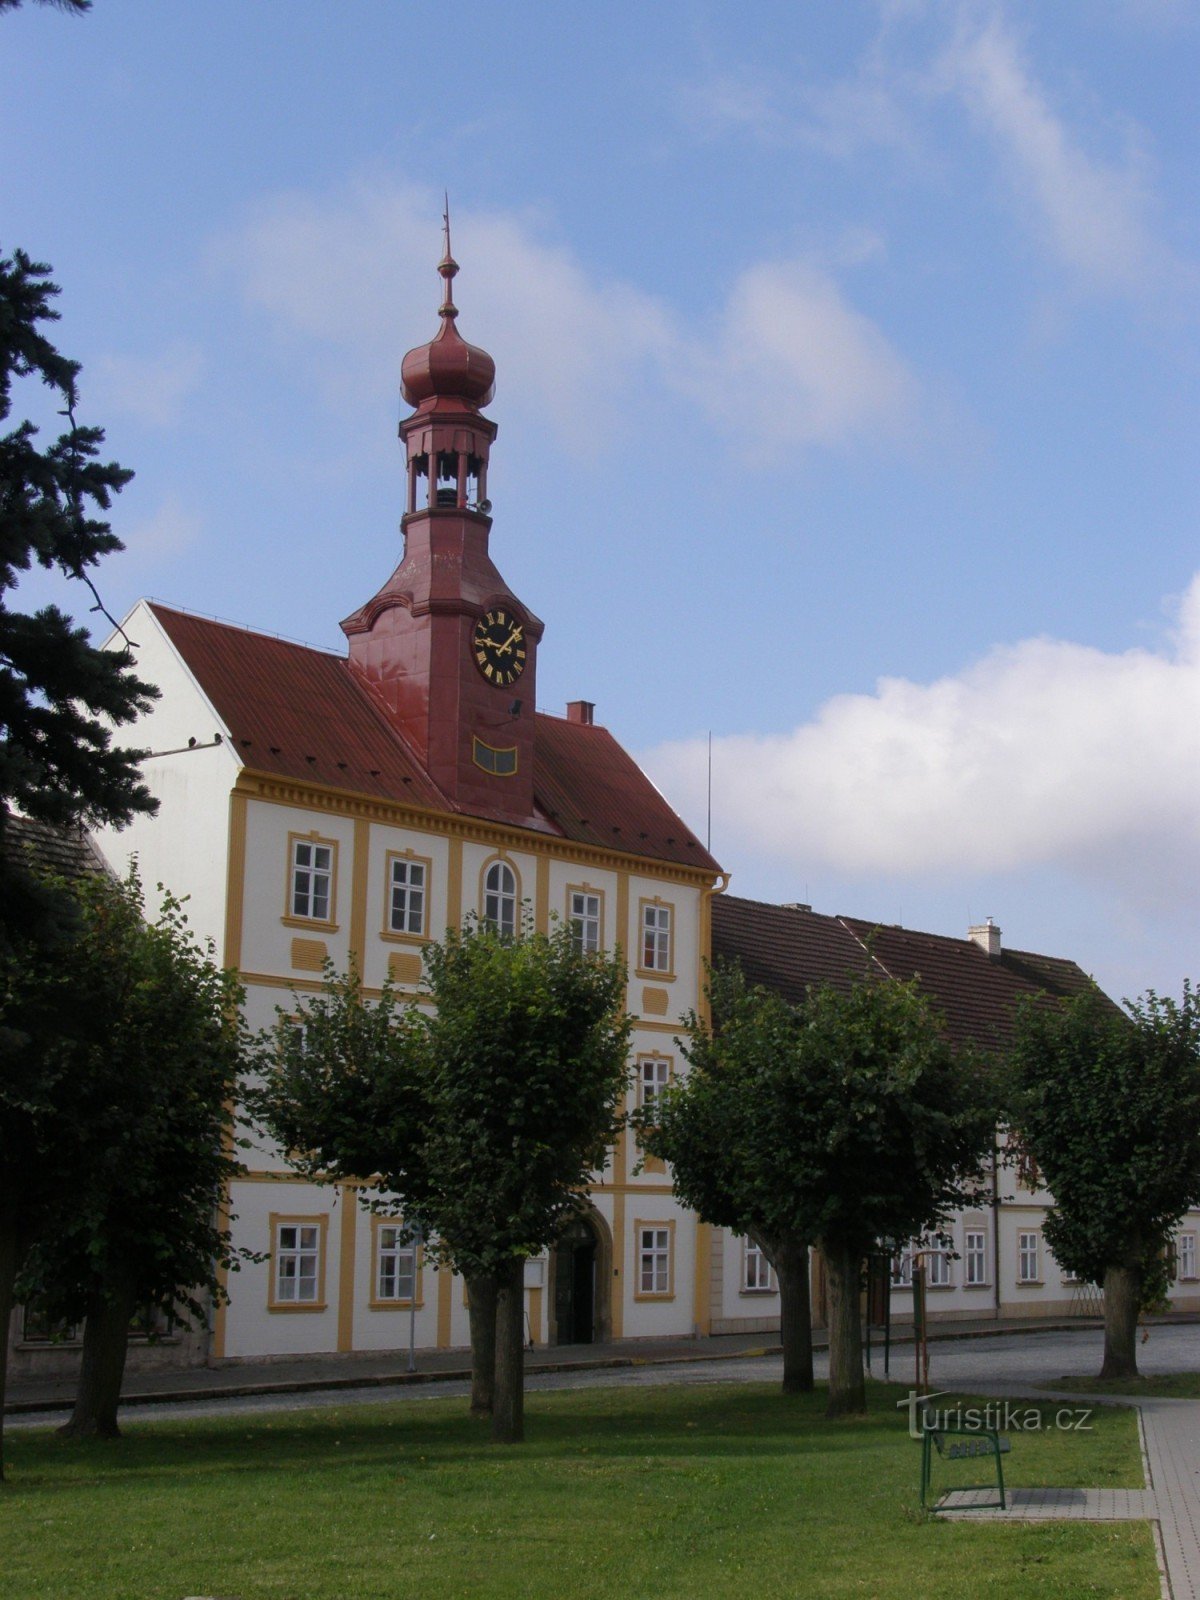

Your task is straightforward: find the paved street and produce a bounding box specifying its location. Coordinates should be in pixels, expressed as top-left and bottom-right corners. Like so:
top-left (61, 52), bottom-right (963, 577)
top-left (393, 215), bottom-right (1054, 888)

top-left (7, 1322), bottom-right (1196, 1427)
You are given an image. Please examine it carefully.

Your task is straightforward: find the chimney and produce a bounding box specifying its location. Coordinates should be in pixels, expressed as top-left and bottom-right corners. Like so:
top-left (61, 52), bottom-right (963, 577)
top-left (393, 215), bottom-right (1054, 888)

top-left (566, 700), bottom-right (595, 725)
top-left (968, 917), bottom-right (1001, 959)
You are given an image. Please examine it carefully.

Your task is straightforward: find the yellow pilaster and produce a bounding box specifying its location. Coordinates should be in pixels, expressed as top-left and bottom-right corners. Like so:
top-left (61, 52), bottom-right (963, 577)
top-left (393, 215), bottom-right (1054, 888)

top-left (446, 837), bottom-right (464, 930)
top-left (437, 1263), bottom-right (453, 1348)
top-left (349, 818), bottom-right (370, 972)
top-left (534, 851), bottom-right (550, 935)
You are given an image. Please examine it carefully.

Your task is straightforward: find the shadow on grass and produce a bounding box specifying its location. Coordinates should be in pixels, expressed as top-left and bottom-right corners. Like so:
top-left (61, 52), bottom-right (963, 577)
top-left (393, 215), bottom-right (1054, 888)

top-left (4, 1379), bottom-right (1125, 1497)
top-left (6, 1381), bottom-right (917, 1488)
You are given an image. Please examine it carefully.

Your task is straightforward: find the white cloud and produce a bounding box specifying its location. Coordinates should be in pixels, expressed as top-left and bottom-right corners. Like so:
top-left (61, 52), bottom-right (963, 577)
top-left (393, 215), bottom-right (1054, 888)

top-left (642, 575), bottom-right (1200, 912)
top-left (938, 11), bottom-right (1184, 298)
top-left (119, 494), bottom-right (202, 562)
top-left (676, 66), bottom-right (912, 159)
top-left (94, 342), bottom-right (204, 427)
top-left (674, 258), bottom-right (917, 452)
top-left (213, 180), bottom-right (918, 460)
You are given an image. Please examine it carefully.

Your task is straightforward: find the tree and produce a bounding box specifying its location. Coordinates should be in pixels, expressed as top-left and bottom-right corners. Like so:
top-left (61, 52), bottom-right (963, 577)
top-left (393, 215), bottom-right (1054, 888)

top-left (0, 2), bottom-right (92, 14)
top-left (644, 963), bottom-right (995, 1418)
top-left (1010, 986), bottom-right (1200, 1381)
top-left (252, 917), bottom-right (631, 1444)
top-left (1, 247), bottom-right (156, 872)
top-left (1, 247), bottom-right (157, 1475)
top-left (634, 965), bottom-right (816, 1395)
top-left (9, 869), bottom-right (248, 1440)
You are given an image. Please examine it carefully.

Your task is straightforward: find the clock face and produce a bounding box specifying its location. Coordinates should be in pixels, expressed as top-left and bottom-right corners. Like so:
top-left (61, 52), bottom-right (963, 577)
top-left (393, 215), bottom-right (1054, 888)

top-left (472, 607), bottom-right (527, 687)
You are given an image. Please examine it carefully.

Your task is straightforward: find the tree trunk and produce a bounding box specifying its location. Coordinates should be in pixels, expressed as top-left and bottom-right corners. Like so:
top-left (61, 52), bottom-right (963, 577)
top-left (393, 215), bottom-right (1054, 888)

top-left (0, 1206), bottom-right (18, 1482)
top-left (774, 1235), bottom-right (814, 1394)
top-left (492, 1257), bottom-right (525, 1445)
top-left (1100, 1262), bottom-right (1142, 1381)
top-left (58, 1282), bottom-right (137, 1440)
top-left (465, 1271), bottom-right (498, 1416)
top-left (824, 1241), bottom-right (866, 1418)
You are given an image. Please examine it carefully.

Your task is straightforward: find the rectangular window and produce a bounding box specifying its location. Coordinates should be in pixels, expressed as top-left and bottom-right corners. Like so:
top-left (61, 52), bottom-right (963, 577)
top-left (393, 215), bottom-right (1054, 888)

top-left (891, 1244), bottom-right (914, 1287)
top-left (1179, 1232), bottom-right (1197, 1281)
top-left (274, 1220), bottom-right (322, 1304)
top-left (387, 855), bottom-right (428, 937)
top-left (640, 901), bottom-right (673, 974)
top-left (375, 1225), bottom-right (418, 1303)
top-left (569, 889), bottom-right (602, 955)
top-left (638, 1054), bottom-right (672, 1113)
top-left (1018, 1231), bottom-right (1040, 1284)
top-left (926, 1247), bottom-right (952, 1288)
top-left (291, 837), bottom-right (334, 922)
top-left (638, 1226), bottom-right (672, 1296)
top-left (743, 1239), bottom-right (775, 1293)
top-left (965, 1229), bottom-right (987, 1286)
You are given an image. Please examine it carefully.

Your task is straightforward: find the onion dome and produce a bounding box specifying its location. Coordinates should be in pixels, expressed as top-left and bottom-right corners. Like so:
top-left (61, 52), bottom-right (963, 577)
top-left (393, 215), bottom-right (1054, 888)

top-left (400, 212), bottom-right (496, 410)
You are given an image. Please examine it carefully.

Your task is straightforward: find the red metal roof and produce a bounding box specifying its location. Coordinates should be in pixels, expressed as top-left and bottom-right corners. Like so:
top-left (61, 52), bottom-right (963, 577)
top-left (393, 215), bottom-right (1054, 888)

top-left (713, 895), bottom-right (1103, 1053)
top-left (150, 604), bottom-right (719, 874)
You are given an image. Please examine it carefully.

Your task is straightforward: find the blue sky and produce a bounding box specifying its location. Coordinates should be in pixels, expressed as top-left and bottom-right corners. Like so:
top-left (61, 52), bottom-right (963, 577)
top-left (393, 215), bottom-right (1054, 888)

top-left (4, 0), bottom-right (1198, 999)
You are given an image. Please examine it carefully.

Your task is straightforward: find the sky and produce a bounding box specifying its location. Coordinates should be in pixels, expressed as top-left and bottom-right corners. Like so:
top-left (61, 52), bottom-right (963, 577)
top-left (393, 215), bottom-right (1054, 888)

top-left (3, 0), bottom-right (1198, 1002)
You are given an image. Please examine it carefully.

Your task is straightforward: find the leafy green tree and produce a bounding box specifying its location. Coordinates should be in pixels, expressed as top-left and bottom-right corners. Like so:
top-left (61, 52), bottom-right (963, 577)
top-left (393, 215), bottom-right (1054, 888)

top-left (10, 870), bottom-right (248, 1441)
top-left (634, 965), bottom-right (815, 1395)
top-left (1010, 986), bottom-right (1200, 1380)
top-left (644, 963), bottom-right (995, 1417)
top-left (252, 917), bottom-right (631, 1444)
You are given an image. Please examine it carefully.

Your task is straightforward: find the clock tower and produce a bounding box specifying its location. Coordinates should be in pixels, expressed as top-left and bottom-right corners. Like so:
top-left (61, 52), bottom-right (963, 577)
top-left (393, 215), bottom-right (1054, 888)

top-left (342, 221), bottom-right (543, 826)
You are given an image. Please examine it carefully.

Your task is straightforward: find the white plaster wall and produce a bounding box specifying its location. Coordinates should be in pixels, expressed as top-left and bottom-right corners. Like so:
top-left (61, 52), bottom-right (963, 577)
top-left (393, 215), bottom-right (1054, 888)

top-left (543, 858), bottom-right (620, 950)
top-left (622, 1201), bottom-right (697, 1338)
top-left (224, 1180), bottom-right (340, 1359)
top-left (240, 798), bottom-right (356, 979)
top-left (359, 821), bottom-right (454, 992)
top-left (623, 872), bottom-right (701, 1025)
top-left (92, 600), bottom-right (240, 953)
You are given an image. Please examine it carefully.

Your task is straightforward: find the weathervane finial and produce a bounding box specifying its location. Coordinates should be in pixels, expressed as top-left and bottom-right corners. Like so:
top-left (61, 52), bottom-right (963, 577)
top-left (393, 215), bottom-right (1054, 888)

top-left (438, 193), bottom-right (458, 319)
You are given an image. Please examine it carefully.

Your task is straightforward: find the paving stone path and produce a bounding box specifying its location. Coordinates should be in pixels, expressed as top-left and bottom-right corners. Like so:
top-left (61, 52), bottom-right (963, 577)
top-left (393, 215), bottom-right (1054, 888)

top-left (938, 1391), bottom-right (1200, 1600)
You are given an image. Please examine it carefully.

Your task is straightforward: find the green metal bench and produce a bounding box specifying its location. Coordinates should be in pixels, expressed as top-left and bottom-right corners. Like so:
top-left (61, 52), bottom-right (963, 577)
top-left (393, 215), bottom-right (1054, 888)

top-left (920, 1426), bottom-right (1011, 1510)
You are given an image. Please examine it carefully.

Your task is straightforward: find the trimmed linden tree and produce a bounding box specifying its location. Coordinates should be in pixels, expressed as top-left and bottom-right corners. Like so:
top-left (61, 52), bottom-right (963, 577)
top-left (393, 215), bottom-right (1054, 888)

top-left (251, 915), bottom-right (630, 1445)
top-left (1010, 985), bottom-right (1200, 1380)
top-left (640, 963), bottom-right (995, 1418)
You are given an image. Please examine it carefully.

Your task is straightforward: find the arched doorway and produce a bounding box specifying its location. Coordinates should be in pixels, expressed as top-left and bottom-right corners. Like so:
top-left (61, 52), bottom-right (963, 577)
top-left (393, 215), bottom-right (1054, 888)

top-left (548, 1205), bottom-right (612, 1345)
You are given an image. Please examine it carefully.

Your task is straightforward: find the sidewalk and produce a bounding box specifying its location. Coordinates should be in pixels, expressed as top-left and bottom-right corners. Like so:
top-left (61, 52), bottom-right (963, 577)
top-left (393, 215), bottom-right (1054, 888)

top-left (4, 1313), bottom-right (1114, 1417)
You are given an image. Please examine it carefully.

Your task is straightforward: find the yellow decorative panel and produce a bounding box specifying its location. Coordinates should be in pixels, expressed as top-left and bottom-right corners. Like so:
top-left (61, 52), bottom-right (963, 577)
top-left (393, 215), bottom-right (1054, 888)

top-left (388, 950), bottom-right (423, 985)
top-left (291, 937), bottom-right (328, 972)
top-left (641, 986), bottom-right (670, 1016)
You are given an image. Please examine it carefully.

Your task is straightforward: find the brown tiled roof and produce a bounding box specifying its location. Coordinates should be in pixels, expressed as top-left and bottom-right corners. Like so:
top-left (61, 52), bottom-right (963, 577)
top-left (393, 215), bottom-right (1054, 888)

top-left (712, 895), bottom-right (1103, 1054)
top-left (149, 604), bottom-right (718, 874)
top-left (533, 714), bottom-right (719, 871)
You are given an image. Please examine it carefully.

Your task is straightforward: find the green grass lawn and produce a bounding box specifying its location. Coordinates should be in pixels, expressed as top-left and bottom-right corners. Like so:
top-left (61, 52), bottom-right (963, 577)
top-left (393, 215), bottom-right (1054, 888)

top-left (0, 1381), bottom-right (1157, 1600)
top-left (1051, 1370), bottom-right (1200, 1397)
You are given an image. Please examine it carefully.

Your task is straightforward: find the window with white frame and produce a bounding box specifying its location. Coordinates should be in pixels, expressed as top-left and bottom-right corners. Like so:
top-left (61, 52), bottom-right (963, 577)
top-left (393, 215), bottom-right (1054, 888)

top-left (274, 1221), bottom-right (322, 1304)
top-left (639, 1055), bottom-right (671, 1113)
top-left (638, 1226), bottom-right (672, 1295)
top-left (964, 1229), bottom-right (987, 1286)
top-left (483, 860), bottom-right (517, 936)
top-left (291, 838), bottom-right (333, 921)
top-left (375, 1225), bottom-right (418, 1302)
top-left (891, 1243), bottom-right (914, 1287)
top-left (743, 1238), bottom-right (775, 1292)
top-left (1017, 1231), bottom-right (1040, 1283)
top-left (388, 856), bottom-right (427, 937)
top-left (1178, 1232), bottom-right (1197, 1281)
top-left (926, 1245), bottom-right (953, 1287)
top-left (569, 889), bottom-right (602, 955)
top-left (640, 901), bottom-right (672, 973)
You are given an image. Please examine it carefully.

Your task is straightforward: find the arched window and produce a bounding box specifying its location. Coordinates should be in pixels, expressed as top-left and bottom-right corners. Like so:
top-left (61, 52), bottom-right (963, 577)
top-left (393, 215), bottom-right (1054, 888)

top-left (482, 859), bottom-right (518, 937)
